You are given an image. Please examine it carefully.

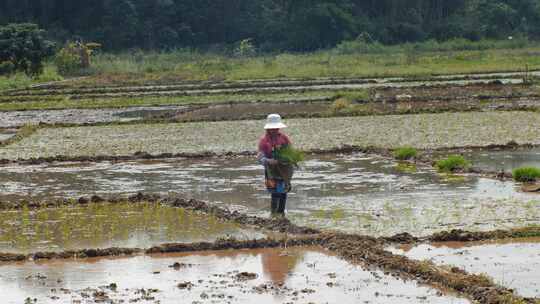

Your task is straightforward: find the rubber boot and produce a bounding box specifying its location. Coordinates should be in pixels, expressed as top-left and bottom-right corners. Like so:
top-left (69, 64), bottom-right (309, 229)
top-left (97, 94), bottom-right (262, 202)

top-left (276, 193), bottom-right (287, 214)
top-left (270, 194), bottom-right (280, 215)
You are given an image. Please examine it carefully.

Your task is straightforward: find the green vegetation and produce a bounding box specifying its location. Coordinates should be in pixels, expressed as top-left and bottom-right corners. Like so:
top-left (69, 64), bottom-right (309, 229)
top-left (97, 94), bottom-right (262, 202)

top-left (68, 46), bottom-right (540, 85)
top-left (3, 1), bottom-right (540, 51)
top-left (55, 42), bottom-right (101, 76)
top-left (435, 155), bottom-right (471, 172)
top-left (275, 146), bottom-right (305, 166)
top-left (1, 44), bottom-right (540, 90)
top-left (0, 23), bottom-right (55, 76)
top-left (395, 162), bottom-right (418, 173)
top-left (512, 167), bottom-right (540, 182)
top-left (0, 67), bottom-right (62, 91)
top-left (393, 147), bottom-right (418, 160)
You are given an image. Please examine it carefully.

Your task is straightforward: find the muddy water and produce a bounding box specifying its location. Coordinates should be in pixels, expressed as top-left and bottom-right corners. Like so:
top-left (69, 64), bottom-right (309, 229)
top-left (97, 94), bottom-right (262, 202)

top-left (0, 105), bottom-right (187, 128)
top-left (389, 238), bottom-right (540, 298)
top-left (0, 247), bottom-right (470, 304)
top-left (1, 154), bottom-right (538, 237)
top-left (449, 147), bottom-right (540, 172)
top-left (0, 202), bottom-right (264, 253)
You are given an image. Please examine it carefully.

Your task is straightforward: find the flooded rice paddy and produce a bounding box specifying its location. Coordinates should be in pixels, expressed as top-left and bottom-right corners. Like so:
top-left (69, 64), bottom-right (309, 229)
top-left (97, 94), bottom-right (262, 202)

top-left (449, 147), bottom-right (540, 173)
top-left (0, 202), bottom-right (263, 254)
top-left (0, 247), bottom-right (470, 304)
top-left (1, 153), bottom-right (538, 237)
top-left (389, 238), bottom-right (540, 298)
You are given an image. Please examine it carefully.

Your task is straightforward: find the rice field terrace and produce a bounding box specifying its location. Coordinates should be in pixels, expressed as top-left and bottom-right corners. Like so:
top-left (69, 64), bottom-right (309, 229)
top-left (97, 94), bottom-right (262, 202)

top-left (1, 70), bottom-right (540, 304)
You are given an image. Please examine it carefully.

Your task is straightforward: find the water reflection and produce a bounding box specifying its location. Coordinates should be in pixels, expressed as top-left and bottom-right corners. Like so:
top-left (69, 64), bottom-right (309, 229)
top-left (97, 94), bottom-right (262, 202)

top-left (0, 202), bottom-right (264, 253)
top-left (0, 247), bottom-right (470, 304)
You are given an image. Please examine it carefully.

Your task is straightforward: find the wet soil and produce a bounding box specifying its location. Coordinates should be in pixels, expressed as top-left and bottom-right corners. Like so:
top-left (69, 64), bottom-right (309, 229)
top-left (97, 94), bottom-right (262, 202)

top-left (389, 238), bottom-right (540, 298)
top-left (0, 105), bottom-right (187, 128)
top-left (0, 128), bottom-right (17, 142)
top-left (0, 247), bottom-right (471, 304)
top-left (1, 112), bottom-right (539, 161)
top-left (16, 70), bottom-right (540, 91)
top-left (174, 101), bottom-right (331, 122)
top-left (0, 154), bottom-right (538, 236)
top-left (3, 94), bottom-right (538, 128)
top-left (0, 201), bottom-right (264, 253)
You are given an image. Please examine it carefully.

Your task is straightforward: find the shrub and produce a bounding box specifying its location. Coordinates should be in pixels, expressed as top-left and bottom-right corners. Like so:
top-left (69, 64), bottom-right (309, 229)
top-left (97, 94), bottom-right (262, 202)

top-left (435, 155), bottom-right (470, 172)
top-left (513, 167), bottom-right (540, 182)
top-left (0, 61), bottom-right (15, 75)
top-left (234, 38), bottom-right (256, 58)
top-left (54, 41), bottom-right (101, 76)
top-left (0, 23), bottom-right (55, 76)
top-left (393, 147), bottom-right (418, 160)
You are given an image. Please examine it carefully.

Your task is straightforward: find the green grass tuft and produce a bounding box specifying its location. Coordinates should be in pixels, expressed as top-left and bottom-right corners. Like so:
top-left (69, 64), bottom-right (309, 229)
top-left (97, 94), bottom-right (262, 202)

top-left (393, 146), bottom-right (418, 160)
top-left (435, 155), bottom-right (470, 172)
top-left (513, 167), bottom-right (540, 182)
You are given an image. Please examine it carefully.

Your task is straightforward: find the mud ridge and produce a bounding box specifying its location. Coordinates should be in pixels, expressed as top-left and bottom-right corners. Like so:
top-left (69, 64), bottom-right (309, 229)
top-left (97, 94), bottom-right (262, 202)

top-left (319, 233), bottom-right (534, 304)
top-left (425, 227), bottom-right (540, 242)
top-left (146, 235), bottom-right (324, 254)
top-left (5, 71), bottom-right (534, 95)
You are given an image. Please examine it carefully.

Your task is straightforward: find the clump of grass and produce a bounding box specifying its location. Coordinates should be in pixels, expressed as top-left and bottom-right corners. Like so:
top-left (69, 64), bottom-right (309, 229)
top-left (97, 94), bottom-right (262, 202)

top-left (333, 90), bottom-right (370, 102)
top-left (435, 155), bottom-right (470, 172)
top-left (329, 97), bottom-right (352, 112)
top-left (393, 146), bottom-right (417, 160)
top-left (513, 167), bottom-right (540, 182)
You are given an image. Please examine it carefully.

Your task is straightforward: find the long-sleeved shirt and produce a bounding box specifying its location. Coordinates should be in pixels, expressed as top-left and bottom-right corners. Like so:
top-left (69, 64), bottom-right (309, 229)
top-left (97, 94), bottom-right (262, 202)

top-left (257, 132), bottom-right (291, 166)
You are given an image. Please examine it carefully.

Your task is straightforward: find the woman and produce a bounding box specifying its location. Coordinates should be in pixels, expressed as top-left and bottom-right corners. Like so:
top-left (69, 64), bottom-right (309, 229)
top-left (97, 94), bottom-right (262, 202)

top-left (257, 114), bottom-right (293, 215)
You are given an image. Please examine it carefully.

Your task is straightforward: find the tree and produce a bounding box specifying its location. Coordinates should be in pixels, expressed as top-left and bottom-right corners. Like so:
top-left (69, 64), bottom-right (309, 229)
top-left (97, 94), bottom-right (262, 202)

top-left (0, 23), bottom-right (54, 76)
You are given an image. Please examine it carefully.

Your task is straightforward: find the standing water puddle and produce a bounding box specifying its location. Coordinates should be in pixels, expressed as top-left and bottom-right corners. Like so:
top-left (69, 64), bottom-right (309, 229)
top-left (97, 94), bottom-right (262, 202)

top-left (0, 153), bottom-right (538, 236)
top-left (0, 202), bottom-right (264, 253)
top-left (445, 147), bottom-right (540, 172)
top-left (0, 247), bottom-right (470, 304)
top-left (388, 238), bottom-right (540, 298)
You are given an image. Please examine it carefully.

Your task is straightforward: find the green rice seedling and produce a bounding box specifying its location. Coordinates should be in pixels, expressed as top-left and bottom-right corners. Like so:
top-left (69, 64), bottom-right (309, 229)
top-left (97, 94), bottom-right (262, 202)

top-left (395, 162), bottom-right (417, 173)
top-left (393, 146), bottom-right (417, 160)
top-left (513, 167), bottom-right (540, 182)
top-left (435, 155), bottom-right (470, 172)
top-left (274, 146), bottom-right (305, 166)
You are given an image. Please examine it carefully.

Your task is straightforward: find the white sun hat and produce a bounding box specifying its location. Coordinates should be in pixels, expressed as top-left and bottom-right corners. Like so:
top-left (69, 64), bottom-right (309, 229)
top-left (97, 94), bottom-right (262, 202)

top-left (264, 113), bottom-right (287, 129)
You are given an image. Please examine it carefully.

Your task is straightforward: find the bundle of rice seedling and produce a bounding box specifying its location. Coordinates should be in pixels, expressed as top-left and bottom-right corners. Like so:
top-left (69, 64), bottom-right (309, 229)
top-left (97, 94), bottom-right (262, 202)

top-left (274, 146), bottom-right (305, 166)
